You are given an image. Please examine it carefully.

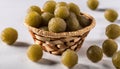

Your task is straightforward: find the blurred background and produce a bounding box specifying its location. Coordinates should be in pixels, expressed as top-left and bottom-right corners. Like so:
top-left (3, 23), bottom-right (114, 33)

top-left (0, 0), bottom-right (120, 69)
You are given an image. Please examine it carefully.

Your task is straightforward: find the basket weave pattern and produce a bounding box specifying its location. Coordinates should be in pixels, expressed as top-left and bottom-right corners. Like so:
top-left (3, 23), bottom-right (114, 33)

top-left (25, 13), bottom-right (95, 55)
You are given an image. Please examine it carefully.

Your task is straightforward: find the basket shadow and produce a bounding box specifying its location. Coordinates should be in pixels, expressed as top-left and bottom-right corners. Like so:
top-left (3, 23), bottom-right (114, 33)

top-left (13, 41), bottom-right (31, 47)
top-left (77, 39), bottom-right (104, 56)
top-left (37, 58), bottom-right (58, 65)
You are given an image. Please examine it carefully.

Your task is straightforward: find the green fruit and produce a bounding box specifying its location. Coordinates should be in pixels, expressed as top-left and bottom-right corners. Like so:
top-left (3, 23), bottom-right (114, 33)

top-left (56, 2), bottom-right (69, 9)
top-left (1, 27), bottom-right (18, 45)
top-left (87, 45), bottom-right (103, 63)
top-left (102, 39), bottom-right (118, 57)
top-left (112, 51), bottom-right (120, 69)
top-left (104, 9), bottom-right (118, 22)
top-left (61, 49), bottom-right (78, 68)
top-left (39, 26), bottom-right (48, 31)
top-left (106, 24), bottom-right (120, 39)
top-left (54, 6), bottom-right (70, 19)
top-left (43, 1), bottom-right (56, 13)
top-left (77, 14), bottom-right (91, 27)
top-left (25, 11), bottom-right (42, 28)
top-left (48, 17), bottom-right (66, 33)
top-left (27, 44), bottom-right (43, 62)
top-left (28, 5), bottom-right (41, 15)
top-left (66, 12), bottom-right (82, 31)
top-left (87, 0), bottom-right (99, 10)
top-left (41, 12), bottom-right (54, 26)
top-left (68, 3), bottom-right (80, 15)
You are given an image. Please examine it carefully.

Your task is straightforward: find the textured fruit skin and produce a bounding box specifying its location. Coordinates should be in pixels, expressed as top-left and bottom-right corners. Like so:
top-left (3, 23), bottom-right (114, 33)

top-left (66, 12), bottom-right (82, 31)
top-left (102, 39), bottom-right (118, 57)
top-left (87, 0), bottom-right (99, 10)
top-left (48, 17), bottom-right (66, 33)
top-left (104, 9), bottom-right (118, 22)
top-left (25, 11), bottom-right (42, 28)
top-left (61, 49), bottom-right (78, 68)
top-left (43, 1), bottom-right (56, 13)
top-left (77, 15), bottom-right (91, 27)
top-left (54, 6), bottom-right (70, 19)
top-left (87, 45), bottom-right (103, 63)
top-left (41, 12), bottom-right (54, 26)
top-left (39, 26), bottom-right (48, 31)
top-left (112, 51), bottom-right (120, 69)
top-left (56, 2), bottom-right (69, 9)
top-left (27, 44), bottom-right (43, 62)
top-left (1, 27), bottom-right (18, 45)
top-left (106, 24), bottom-right (120, 39)
top-left (68, 3), bottom-right (80, 15)
top-left (28, 5), bottom-right (41, 15)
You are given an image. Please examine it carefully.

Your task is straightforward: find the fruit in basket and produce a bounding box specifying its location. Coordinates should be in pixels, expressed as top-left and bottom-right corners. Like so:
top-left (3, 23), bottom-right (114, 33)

top-left (77, 14), bottom-right (91, 27)
top-left (112, 51), bottom-right (120, 69)
top-left (102, 39), bottom-right (118, 57)
top-left (43, 1), bottom-right (56, 13)
top-left (56, 2), bottom-right (69, 9)
top-left (66, 12), bottom-right (82, 31)
top-left (54, 6), bottom-right (70, 19)
top-left (0, 27), bottom-right (18, 45)
top-left (68, 3), bottom-right (80, 15)
top-left (39, 26), bottom-right (48, 31)
top-left (27, 44), bottom-right (43, 62)
top-left (87, 0), bottom-right (99, 10)
top-left (87, 45), bottom-right (103, 63)
top-left (106, 24), bottom-right (120, 39)
top-left (28, 5), bottom-right (41, 15)
top-left (104, 9), bottom-right (118, 22)
top-left (48, 17), bottom-right (66, 33)
top-left (41, 12), bottom-right (54, 26)
top-left (25, 11), bottom-right (42, 28)
top-left (61, 49), bottom-right (78, 68)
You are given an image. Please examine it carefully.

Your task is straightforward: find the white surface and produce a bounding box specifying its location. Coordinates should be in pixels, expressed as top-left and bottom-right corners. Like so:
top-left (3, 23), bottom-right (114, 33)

top-left (0, 0), bottom-right (120, 69)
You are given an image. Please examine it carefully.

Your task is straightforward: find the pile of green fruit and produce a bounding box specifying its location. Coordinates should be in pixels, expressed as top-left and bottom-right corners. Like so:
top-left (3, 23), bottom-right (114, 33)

top-left (25, 1), bottom-right (91, 33)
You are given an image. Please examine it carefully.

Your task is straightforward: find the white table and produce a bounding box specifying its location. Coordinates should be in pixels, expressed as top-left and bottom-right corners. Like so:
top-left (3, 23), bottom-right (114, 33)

top-left (0, 0), bottom-right (120, 69)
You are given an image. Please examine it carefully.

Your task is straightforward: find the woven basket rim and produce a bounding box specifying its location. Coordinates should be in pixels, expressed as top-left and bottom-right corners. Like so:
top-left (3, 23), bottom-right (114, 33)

top-left (24, 13), bottom-right (96, 38)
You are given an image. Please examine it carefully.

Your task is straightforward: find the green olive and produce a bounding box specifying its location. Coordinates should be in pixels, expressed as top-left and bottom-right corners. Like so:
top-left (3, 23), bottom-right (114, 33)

top-left (87, 45), bottom-right (103, 63)
top-left (106, 24), bottom-right (120, 39)
top-left (43, 1), bottom-right (56, 13)
top-left (112, 51), bottom-right (120, 69)
top-left (27, 44), bottom-right (43, 62)
top-left (104, 9), bottom-right (118, 22)
top-left (1, 27), bottom-right (18, 45)
top-left (28, 5), bottom-right (41, 15)
top-left (61, 49), bottom-right (78, 68)
top-left (25, 11), bottom-right (42, 28)
top-left (87, 0), bottom-right (99, 10)
top-left (102, 39), bottom-right (118, 57)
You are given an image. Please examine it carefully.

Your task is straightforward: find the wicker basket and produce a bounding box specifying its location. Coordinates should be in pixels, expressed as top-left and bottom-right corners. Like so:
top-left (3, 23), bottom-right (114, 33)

top-left (25, 13), bottom-right (96, 55)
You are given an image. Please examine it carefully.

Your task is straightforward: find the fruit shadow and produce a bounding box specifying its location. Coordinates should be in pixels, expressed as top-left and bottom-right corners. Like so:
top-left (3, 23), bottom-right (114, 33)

top-left (37, 58), bottom-right (59, 65)
top-left (13, 41), bottom-right (31, 47)
top-left (115, 19), bottom-right (120, 24)
top-left (77, 39), bottom-right (104, 57)
top-left (95, 8), bottom-right (108, 12)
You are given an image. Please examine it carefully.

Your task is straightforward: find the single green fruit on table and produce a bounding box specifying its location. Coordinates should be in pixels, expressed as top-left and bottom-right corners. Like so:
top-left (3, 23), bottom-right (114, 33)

top-left (87, 0), bottom-right (99, 10)
top-left (112, 51), bottom-right (120, 69)
top-left (87, 45), bottom-right (103, 63)
top-left (61, 49), bottom-right (78, 68)
top-left (104, 9), bottom-right (118, 22)
top-left (102, 39), bottom-right (118, 57)
top-left (1, 27), bottom-right (18, 45)
top-left (106, 24), bottom-right (120, 39)
top-left (27, 44), bottom-right (43, 62)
